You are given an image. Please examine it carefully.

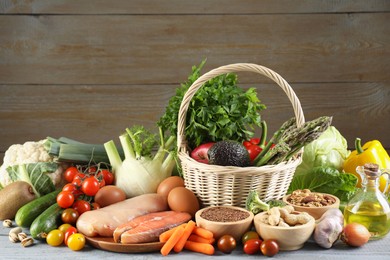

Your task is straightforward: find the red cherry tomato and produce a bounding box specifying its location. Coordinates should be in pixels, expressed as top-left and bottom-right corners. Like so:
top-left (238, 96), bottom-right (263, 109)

top-left (64, 226), bottom-right (78, 246)
top-left (99, 169), bottom-right (114, 185)
top-left (243, 239), bottom-right (262, 255)
top-left (217, 235), bottom-right (236, 254)
top-left (57, 191), bottom-right (75, 209)
top-left (91, 202), bottom-right (101, 210)
top-left (62, 183), bottom-right (78, 193)
top-left (260, 239), bottom-right (279, 257)
top-left (81, 176), bottom-right (100, 196)
top-left (73, 200), bottom-right (91, 215)
top-left (72, 173), bottom-right (86, 187)
top-left (64, 167), bottom-right (80, 183)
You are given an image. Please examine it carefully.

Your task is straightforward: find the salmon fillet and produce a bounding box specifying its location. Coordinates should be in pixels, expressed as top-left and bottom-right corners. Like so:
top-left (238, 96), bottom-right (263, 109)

top-left (76, 193), bottom-right (168, 237)
top-left (113, 211), bottom-right (192, 244)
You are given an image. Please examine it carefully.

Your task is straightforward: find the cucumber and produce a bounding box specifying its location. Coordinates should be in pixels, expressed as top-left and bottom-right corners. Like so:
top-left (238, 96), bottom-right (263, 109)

top-left (15, 189), bottom-right (61, 228)
top-left (30, 203), bottom-right (64, 240)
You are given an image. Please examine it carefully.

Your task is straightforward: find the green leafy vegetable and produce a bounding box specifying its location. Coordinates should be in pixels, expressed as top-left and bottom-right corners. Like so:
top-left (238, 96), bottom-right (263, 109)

top-left (7, 162), bottom-right (58, 197)
top-left (157, 60), bottom-right (266, 149)
top-left (288, 166), bottom-right (358, 203)
top-left (294, 126), bottom-right (350, 177)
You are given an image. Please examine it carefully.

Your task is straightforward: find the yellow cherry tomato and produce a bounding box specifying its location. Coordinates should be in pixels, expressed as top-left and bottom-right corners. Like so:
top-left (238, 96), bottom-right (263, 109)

top-left (46, 229), bottom-right (64, 247)
top-left (58, 223), bottom-right (73, 233)
top-left (67, 233), bottom-right (85, 251)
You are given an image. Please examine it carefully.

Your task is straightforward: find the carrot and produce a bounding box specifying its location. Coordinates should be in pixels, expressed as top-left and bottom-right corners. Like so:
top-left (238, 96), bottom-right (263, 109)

top-left (159, 223), bottom-right (187, 242)
top-left (188, 234), bottom-right (215, 244)
top-left (193, 226), bottom-right (214, 239)
top-left (173, 220), bottom-right (196, 253)
top-left (160, 226), bottom-right (185, 256)
top-left (184, 240), bottom-right (215, 255)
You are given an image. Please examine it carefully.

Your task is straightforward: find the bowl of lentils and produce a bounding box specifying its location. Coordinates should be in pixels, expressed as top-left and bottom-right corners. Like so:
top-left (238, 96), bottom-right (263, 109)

top-left (195, 206), bottom-right (254, 242)
top-left (282, 189), bottom-right (340, 220)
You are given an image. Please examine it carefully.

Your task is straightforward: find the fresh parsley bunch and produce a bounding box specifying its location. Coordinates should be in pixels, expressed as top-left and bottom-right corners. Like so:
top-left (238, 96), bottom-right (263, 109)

top-left (158, 60), bottom-right (266, 149)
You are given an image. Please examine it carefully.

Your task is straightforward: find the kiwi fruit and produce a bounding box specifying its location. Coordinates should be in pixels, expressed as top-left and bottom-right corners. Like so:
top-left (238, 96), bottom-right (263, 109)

top-left (0, 181), bottom-right (36, 220)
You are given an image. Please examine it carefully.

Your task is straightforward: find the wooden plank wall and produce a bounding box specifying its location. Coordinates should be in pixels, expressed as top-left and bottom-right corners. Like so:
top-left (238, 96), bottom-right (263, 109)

top-left (1, 0), bottom-right (389, 163)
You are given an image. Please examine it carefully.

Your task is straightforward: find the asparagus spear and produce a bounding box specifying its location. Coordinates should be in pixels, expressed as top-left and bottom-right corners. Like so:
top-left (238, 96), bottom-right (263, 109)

top-left (255, 116), bottom-right (332, 166)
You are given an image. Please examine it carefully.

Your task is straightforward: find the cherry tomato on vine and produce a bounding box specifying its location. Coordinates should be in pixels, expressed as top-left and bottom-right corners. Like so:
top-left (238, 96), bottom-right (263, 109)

top-left (57, 191), bottom-right (75, 208)
top-left (46, 229), bottom-right (64, 247)
top-left (81, 176), bottom-right (100, 196)
top-left (73, 200), bottom-right (91, 215)
top-left (62, 183), bottom-right (78, 193)
top-left (64, 167), bottom-right (80, 183)
top-left (64, 227), bottom-right (78, 246)
top-left (260, 239), bottom-right (279, 257)
top-left (87, 166), bottom-right (97, 174)
top-left (67, 233), bottom-right (85, 251)
top-left (91, 202), bottom-right (101, 210)
top-left (61, 208), bottom-right (80, 225)
top-left (72, 173), bottom-right (86, 187)
top-left (243, 239), bottom-right (262, 255)
top-left (99, 169), bottom-right (114, 185)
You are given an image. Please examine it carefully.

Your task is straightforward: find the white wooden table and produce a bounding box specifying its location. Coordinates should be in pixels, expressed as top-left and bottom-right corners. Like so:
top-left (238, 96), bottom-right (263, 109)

top-left (1, 221), bottom-right (389, 260)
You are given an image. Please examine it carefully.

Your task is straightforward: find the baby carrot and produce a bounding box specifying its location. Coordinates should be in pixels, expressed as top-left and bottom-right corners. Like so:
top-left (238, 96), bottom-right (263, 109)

top-left (184, 240), bottom-right (215, 255)
top-left (159, 223), bottom-right (187, 242)
top-left (160, 226), bottom-right (185, 256)
top-left (188, 234), bottom-right (215, 244)
top-left (193, 226), bottom-right (214, 239)
top-left (173, 220), bottom-right (196, 253)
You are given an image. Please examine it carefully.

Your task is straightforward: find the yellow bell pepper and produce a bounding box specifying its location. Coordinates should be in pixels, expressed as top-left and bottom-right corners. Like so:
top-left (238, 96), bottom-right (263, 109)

top-left (343, 138), bottom-right (390, 193)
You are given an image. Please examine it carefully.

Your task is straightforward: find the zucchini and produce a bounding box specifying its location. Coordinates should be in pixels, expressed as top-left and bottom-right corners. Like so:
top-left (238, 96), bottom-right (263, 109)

top-left (30, 203), bottom-right (64, 240)
top-left (15, 189), bottom-right (61, 228)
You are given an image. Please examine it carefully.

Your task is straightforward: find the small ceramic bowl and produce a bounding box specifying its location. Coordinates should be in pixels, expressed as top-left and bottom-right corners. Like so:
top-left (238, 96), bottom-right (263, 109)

top-left (195, 206), bottom-right (254, 242)
top-left (253, 211), bottom-right (315, 251)
top-left (282, 192), bottom-right (340, 220)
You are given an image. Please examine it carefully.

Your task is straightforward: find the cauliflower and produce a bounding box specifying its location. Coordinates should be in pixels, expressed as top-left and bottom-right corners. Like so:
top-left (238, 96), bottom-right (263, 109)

top-left (0, 139), bottom-right (65, 194)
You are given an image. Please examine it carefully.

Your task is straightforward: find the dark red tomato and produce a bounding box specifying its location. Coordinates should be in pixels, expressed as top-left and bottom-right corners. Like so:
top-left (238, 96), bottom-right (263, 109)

top-left (64, 227), bottom-right (78, 245)
top-left (64, 167), bottom-right (80, 183)
top-left (246, 144), bottom-right (262, 162)
top-left (99, 169), bottom-right (114, 185)
top-left (243, 239), bottom-right (262, 255)
top-left (217, 235), bottom-right (236, 254)
top-left (61, 208), bottom-right (79, 225)
top-left (57, 191), bottom-right (75, 209)
top-left (81, 176), bottom-right (100, 196)
top-left (73, 200), bottom-right (91, 215)
top-left (260, 239), bottom-right (279, 257)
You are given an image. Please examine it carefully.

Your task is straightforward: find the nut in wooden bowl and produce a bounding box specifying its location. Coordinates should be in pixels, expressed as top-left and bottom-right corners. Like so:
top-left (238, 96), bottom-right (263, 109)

top-left (253, 207), bottom-right (315, 251)
top-left (282, 189), bottom-right (340, 220)
top-left (195, 206), bottom-right (254, 242)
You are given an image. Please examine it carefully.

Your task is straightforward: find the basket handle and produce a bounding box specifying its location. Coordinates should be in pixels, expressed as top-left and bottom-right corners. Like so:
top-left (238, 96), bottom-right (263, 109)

top-left (177, 63), bottom-right (305, 152)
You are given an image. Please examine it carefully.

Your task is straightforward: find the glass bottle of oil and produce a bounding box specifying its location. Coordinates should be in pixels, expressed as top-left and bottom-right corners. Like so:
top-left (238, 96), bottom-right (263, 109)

top-left (344, 163), bottom-right (390, 240)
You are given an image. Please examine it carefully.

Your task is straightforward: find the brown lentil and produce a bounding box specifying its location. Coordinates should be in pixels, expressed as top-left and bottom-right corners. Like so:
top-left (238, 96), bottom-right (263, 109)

top-left (200, 207), bottom-right (250, 222)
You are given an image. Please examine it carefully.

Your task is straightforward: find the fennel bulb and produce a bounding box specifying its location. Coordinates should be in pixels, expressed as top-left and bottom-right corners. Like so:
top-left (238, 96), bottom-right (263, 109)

top-left (104, 126), bottom-right (176, 198)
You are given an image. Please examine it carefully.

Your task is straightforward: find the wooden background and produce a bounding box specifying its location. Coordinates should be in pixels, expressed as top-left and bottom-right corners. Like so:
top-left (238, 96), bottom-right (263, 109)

top-left (0, 0), bottom-right (389, 163)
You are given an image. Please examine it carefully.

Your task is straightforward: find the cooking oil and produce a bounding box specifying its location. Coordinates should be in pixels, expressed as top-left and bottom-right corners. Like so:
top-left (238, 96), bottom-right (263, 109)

top-left (344, 163), bottom-right (390, 240)
top-left (344, 202), bottom-right (390, 239)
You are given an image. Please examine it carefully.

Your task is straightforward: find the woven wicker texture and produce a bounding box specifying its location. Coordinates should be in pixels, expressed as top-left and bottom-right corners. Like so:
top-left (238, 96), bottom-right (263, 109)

top-left (177, 63), bottom-right (305, 207)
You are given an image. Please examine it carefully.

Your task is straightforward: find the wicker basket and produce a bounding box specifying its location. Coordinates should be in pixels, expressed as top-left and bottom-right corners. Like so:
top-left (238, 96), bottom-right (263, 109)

top-left (177, 63), bottom-right (305, 208)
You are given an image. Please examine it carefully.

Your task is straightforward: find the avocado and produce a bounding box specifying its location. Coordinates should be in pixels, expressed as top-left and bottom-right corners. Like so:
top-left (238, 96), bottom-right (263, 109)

top-left (208, 140), bottom-right (250, 167)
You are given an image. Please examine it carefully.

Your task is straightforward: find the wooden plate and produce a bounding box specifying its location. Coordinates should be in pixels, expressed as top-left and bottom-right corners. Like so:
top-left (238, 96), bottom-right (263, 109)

top-left (85, 236), bottom-right (164, 253)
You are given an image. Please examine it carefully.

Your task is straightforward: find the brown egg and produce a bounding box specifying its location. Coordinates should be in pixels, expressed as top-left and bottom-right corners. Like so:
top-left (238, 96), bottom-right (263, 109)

top-left (157, 176), bottom-right (185, 198)
top-left (94, 185), bottom-right (126, 207)
top-left (167, 187), bottom-right (200, 218)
